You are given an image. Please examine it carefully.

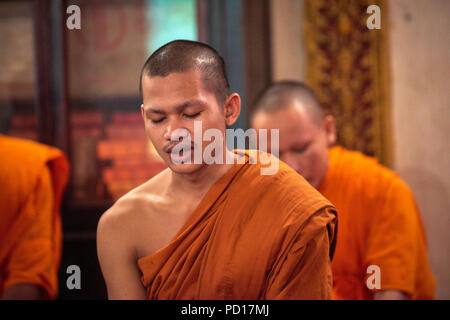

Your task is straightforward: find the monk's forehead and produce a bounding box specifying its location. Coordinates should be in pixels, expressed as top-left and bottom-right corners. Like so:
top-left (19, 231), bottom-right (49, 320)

top-left (256, 102), bottom-right (318, 131)
top-left (142, 70), bottom-right (202, 90)
top-left (141, 70), bottom-right (212, 107)
top-left (262, 103), bottom-right (321, 143)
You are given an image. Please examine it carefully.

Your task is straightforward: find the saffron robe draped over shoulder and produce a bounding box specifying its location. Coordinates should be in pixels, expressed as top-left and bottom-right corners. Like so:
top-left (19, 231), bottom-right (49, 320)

top-left (137, 150), bottom-right (337, 300)
top-left (0, 135), bottom-right (69, 299)
top-left (319, 146), bottom-right (435, 300)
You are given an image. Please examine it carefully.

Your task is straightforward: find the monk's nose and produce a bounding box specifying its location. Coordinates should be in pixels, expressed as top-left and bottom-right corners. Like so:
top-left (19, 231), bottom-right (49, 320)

top-left (163, 125), bottom-right (171, 141)
top-left (163, 120), bottom-right (178, 140)
top-left (163, 120), bottom-right (190, 141)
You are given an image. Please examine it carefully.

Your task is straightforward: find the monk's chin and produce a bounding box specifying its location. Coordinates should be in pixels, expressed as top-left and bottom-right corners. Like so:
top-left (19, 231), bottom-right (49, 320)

top-left (167, 161), bottom-right (205, 174)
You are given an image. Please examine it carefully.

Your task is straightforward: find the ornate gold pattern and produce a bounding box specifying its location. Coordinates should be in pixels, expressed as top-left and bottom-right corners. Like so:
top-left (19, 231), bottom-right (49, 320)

top-left (304, 0), bottom-right (391, 166)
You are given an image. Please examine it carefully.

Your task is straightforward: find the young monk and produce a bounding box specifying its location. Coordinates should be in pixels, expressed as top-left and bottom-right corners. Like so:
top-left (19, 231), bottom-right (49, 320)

top-left (251, 81), bottom-right (435, 300)
top-left (0, 135), bottom-right (69, 299)
top-left (97, 40), bottom-right (337, 300)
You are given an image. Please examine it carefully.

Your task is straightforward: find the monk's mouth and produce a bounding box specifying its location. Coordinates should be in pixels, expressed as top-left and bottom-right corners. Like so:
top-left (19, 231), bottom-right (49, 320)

top-left (168, 145), bottom-right (196, 163)
top-left (167, 145), bottom-right (194, 155)
top-left (165, 142), bottom-right (195, 152)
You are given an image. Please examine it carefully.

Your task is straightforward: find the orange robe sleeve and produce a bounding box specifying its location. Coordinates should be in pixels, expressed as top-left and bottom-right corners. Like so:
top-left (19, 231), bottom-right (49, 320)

top-left (363, 177), bottom-right (435, 299)
top-left (0, 135), bottom-right (69, 299)
top-left (319, 146), bottom-right (435, 300)
top-left (264, 207), bottom-right (336, 299)
top-left (137, 150), bottom-right (337, 299)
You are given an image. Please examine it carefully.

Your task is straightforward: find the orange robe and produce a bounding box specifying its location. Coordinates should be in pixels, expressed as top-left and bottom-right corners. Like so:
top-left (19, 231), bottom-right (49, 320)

top-left (0, 135), bottom-right (69, 299)
top-left (138, 151), bottom-right (337, 299)
top-left (319, 146), bottom-right (435, 299)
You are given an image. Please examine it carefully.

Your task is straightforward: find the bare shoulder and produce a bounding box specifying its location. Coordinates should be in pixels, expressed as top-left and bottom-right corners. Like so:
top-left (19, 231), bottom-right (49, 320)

top-left (97, 168), bottom-right (171, 241)
top-left (96, 170), bottom-right (171, 299)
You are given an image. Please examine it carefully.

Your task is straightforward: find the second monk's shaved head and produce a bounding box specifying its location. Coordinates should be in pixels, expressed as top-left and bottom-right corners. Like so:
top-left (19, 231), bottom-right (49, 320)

top-left (140, 40), bottom-right (230, 105)
top-left (251, 81), bottom-right (325, 125)
top-left (251, 81), bottom-right (336, 189)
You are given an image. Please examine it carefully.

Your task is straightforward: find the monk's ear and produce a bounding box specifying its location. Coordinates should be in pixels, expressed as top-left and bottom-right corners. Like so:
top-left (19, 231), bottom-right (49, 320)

top-left (141, 104), bottom-right (146, 121)
top-left (324, 115), bottom-right (336, 146)
top-left (223, 93), bottom-right (241, 127)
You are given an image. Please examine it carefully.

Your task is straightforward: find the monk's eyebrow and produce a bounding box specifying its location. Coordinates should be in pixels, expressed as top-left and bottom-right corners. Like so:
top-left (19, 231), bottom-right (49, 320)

top-left (144, 99), bottom-right (207, 117)
top-left (145, 108), bottom-right (165, 116)
top-left (174, 99), bottom-right (207, 113)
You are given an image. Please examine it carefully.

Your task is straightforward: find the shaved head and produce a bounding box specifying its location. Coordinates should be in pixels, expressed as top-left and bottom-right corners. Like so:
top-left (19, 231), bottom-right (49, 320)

top-left (251, 81), bottom-right (336, 188)
top-left (140, 40), bottom-right (230, 105)
top-left (251, 81), bottom-right (325, 125)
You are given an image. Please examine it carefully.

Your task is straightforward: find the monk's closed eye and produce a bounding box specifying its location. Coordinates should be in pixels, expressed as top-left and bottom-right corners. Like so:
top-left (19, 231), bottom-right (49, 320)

top-left (151, 117), bottom-right (166, 124)
top-left (293, 143), bottom-right (311, 154)
top-left (183, 112), bottom-right (201, 119)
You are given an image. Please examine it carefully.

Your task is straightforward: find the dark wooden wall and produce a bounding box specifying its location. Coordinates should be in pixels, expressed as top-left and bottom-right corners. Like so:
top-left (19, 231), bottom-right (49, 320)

top-left (243, 0), bottom-right (272, 128)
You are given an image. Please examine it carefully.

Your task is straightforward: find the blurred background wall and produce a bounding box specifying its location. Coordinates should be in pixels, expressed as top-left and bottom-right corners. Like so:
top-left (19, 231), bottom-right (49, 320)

top-left (388, 0), bottom-right (450, 299)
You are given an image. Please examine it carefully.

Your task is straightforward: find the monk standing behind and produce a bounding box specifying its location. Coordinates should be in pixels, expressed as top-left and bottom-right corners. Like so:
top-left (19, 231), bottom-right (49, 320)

top-left (251, 81), bottom-right (435, 300)
top-left (0, 135), bottom-right (69, 299)
top-left (97, 40), bottom-right (337, 300)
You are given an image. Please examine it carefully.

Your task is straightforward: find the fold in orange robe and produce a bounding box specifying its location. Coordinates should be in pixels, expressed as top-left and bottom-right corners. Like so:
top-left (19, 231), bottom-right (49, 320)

top-left (319, 146), bottom-right (435, 299)
top-left (0, 135), bottom-right (69, 299)
top-left (138, 150), bottom-right (337, 299)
